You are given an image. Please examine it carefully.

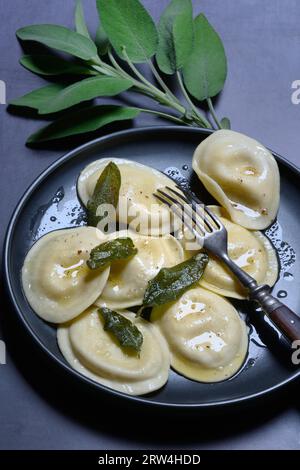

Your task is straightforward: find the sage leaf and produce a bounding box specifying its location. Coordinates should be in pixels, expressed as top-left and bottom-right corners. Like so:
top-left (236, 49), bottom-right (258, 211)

top-left (27, 105), bottom-right (140, 143)
top-left (156, 0), bottom-right (193, 75)
top-left (99, 307), bottom-right (143, 353)
top-left (10, 83), bottom-right (65, 110)
top-left (87, 238), bottom-right (137, 270)
top-left (20, 54), bottom-right (96, 76)
top-left (183, 14), bottom-right (227, 101)
top-left (87, 161), bottom-right (121, 227)
top-left (38, 76), bottom-right (133, 114)
top-left (95, 24), bottom-right (109, 56)
top-left (220, 117), bottom-right (231, 129)
top-left (16, 24), bottom-right (97, 60)
top-left (143, 253), bottom-right (209, 307)
top-left (75, 0), bottom-right (91, 39)
top-left (97, 0), bottom-right (158, 63)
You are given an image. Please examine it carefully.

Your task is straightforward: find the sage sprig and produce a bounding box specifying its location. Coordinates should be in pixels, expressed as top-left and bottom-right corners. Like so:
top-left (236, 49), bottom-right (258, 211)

top-left (10, 0), bottom-right (230, 144)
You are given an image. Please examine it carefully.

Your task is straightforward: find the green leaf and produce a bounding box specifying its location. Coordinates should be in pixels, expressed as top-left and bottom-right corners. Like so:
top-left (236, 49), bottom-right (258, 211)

top-left (156, 0), bottom-right (194, 75)
top-left (87, 238), bottom-right (137, 270)
top-left (143, 253), bottom-right (209, 307)
top-left (74, 0), bottom-right (91, 39)
top-left (97, 0), bottom-right (158, 63)
top-left (38, 76), bottom-right (133, 114)
top-left (220, 117), bottom-right (231, 129)
top-left (27, 105), bottom-right (140, 143)
top-left (87, 161), bottom-right (121, 227)
top-left (99, 308), bottom-right (143, 353)
top-left (16, 24), bottom-right (97, 60)
top-left (183, 14), bottom-right (227, 101)
top-left (20, 54), bottom-right (96, 76)
top-left (95, 24), bottom-right (109, 56)
top-left (9, 84), bottom-right (65, 109)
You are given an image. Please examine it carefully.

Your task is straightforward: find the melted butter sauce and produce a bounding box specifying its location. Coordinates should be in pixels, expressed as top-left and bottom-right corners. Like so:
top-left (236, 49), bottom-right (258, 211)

top-left (243, 167), bottom-right (257, 176)
top-left (54, 259), bottom-right (85, 279)
top-left (176, 299), bottom-right (206, 320)
top-left (234, 248), bottom-right (256, 268)
top-left (229, 201), bottom-right (262, 218)
top-left (186, 331), bottom-right (226, 353)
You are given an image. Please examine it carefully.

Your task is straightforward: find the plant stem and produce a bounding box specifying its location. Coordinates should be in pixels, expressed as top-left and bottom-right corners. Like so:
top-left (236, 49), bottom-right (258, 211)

top-left (176, 71), bottom-right (211, 128)
top-left (93, 52), bottom-right (204, 128)
top-left (206, 98), bottom-right (222, 129)
top-left (107, 49), bottom-right (133, 79)
top-left (147, 60), bottom-right (179, 102)
top-left (137, 107), bottom-right (192, 126)
top-left (122, 49), bottom-right (165, 96)
top-left (91, 64), bottom-right (117, 77)
top-left (93, 54), bottom-right (157, 97)
top-left (121, 48), bottom-right (186, 116)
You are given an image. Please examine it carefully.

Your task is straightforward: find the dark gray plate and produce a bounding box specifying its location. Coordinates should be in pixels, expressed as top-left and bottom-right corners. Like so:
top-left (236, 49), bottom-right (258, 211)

top-left (4, 126), bottom-right (300, 410)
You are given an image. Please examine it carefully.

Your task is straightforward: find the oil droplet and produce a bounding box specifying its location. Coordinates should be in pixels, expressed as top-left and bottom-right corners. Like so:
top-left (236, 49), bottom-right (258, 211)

top-left (283, 272), bottom-right (294, 282)
top-left (50, 216), bottom-right (57, 222)
top-left (182, 164), bottom-right (188, 170)
top-left (163, 166), bottom-right (189, 188)
top-left (277, 290), bottom-right (287, 299)
top-left (264, 221), bottom-right (296, 273)
top-left (244, 357), bottom-right (256, 371)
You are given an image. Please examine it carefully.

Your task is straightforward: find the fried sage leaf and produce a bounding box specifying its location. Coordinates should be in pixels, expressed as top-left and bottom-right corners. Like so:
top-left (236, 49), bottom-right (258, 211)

top-left (143, 252), bottom-right (209, 307)
top-left (87, 237), bottom-right (137, 270)
top-left (99, 307), bottom-right (143, 353)
top-left (86, 160), bottom-right (121, 227)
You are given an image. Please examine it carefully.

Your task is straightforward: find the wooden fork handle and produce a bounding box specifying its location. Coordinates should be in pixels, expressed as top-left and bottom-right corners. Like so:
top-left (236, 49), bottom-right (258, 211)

top-left (250, 285), bottom-right (300, 343)
top-left (268, 303), bottom-right (300, 343)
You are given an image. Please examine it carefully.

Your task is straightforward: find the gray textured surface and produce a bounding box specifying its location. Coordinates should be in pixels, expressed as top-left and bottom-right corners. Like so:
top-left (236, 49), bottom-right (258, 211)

top-left (0, 0), bottom-right (299, 450)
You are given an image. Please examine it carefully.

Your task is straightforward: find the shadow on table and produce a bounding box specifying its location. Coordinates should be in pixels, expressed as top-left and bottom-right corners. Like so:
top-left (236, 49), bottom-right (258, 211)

top-left (1, 279), bottom-right (299, 448)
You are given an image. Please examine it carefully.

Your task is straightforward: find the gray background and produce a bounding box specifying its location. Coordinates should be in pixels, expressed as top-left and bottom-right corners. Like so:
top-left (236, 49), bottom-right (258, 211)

top-left (0, 0), bottom-right (299, 450)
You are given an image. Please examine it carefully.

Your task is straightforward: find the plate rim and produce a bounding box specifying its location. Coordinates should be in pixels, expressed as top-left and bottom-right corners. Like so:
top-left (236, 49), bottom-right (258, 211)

top-left (3, 125), bottom-right (300, 410)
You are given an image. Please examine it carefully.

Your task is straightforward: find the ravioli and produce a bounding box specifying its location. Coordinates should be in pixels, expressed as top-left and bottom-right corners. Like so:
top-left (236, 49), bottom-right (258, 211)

top-left (197, 206), bottom-right (278, 299)
top-left (151, 287), bottom-right (248, 382)
top-left (192, 130), bottom-right (280, 230)
top-left (95, 230), bottom-right (184, 309)
top-left (22, 227), bottom-right (109, 323)
top-left (58, 307), bottom-right (170, 395)
top-left (77, 158), bottom-right (178, 235)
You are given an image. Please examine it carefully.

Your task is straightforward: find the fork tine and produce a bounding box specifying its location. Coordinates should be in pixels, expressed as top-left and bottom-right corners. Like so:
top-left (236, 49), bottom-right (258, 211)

top-left (165, 186), bottom-right (211, 233)
top-left (155, 189), bottom-right (205, 237)
top-left (154, 192), bottom-right (200, 237)
top-left (176, 184), bottom-right (224, 230)
top-left (172, 186), bottom-right (213, 233)
top-left (165, 186), bottom-right (190, 204)
top-left (158, 188), bottom-right (208, 236)
top-left (154, 193), bottom-right (172, 208)
top-left (203, 206), bottom-right (224, 229)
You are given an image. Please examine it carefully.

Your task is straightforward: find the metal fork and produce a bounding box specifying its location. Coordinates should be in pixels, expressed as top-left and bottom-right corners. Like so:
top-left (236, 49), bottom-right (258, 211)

top-left (154, 185), bottom-right (300, 344)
